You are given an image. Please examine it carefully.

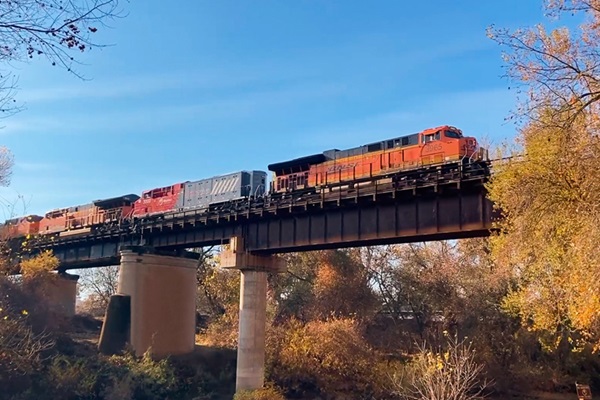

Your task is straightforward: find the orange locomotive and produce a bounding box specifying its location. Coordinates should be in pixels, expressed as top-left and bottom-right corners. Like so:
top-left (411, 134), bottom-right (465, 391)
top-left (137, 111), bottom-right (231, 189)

top-left (37, 194), bottom-right (139, 236)
top-left (0, 215), bottom-right (43, 240)
top-left (268, 125), bottom-right (486, 193)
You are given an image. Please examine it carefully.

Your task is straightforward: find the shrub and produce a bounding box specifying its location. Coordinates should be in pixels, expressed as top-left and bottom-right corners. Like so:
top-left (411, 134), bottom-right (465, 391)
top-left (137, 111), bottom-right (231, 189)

top-left (199, 302), bottom-right (240, 348)
top-left (267, 317), bottom-right (392, 399)
top-left (104, 352), bottom-right (181, 399)
top-left (391, 335), bottom-right (491, 400)
top-left (233, 385), bottom-right (286, 400)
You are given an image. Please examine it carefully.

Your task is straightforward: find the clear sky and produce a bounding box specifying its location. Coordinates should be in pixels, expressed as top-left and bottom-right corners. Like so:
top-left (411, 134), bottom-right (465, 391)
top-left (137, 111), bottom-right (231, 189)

top-left (0, 0), bottom-right (551, 218)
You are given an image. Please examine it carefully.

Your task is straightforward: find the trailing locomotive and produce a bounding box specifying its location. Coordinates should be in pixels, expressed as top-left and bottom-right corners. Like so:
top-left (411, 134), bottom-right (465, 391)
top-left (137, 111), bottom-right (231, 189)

top-left (267, 125), bottom-right (486, 193)
top-left (0, 215), bottom-right (43, 239)
top-left (131, 170), bottom-right (267, 217)
top-left (38, 194), bottom-right (140, 236)
top-left (0, 125), bottom-right (487, 240)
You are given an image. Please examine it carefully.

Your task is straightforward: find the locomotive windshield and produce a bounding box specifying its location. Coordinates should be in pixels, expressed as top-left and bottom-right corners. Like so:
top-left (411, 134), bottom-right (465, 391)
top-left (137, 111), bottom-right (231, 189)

top-left (445, 130), bottom-right (462, 139)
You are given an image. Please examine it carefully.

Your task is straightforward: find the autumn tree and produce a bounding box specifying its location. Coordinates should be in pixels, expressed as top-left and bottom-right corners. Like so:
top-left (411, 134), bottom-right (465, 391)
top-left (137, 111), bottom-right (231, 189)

top-left (0, 249), bottom-right (55, 393)
top-left (269, 252), bottom-right (326, 322)
top-left (196, 247), bottom-right (242, 347)
top-left (488, 0), bottom-right (600, 129)
top-left (269, 250), bottom-right (378, 322)
top-left (0, 0), bottom-right (123, 115)
top-left (487, 0), bottom-right (600, 354)
top-left (311, 250), bottom-right (377, 320)
top-left (266, 318), bottom-right (390, 399)
top-left (488, 110), bottom-right (600, 352)
top-left (363, 241), bottom-right (511, 339)
top-left (195, 246), bottom-right (240, 319)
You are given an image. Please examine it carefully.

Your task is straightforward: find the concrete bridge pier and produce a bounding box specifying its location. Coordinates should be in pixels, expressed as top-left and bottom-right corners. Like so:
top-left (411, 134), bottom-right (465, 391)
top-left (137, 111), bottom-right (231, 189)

top-left (45, 272), bottom-right (79, 317)
top-left (116, 248), bottom-right (197, 358)
top-left (221, 237), bottom-right (286, 392)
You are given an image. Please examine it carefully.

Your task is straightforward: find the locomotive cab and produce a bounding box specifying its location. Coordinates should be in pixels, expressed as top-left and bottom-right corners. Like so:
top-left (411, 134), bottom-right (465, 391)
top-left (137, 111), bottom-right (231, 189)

top-left (420, 126), bottom-right (483, 162)
top-left (421, 126), bottom-right (463, 143)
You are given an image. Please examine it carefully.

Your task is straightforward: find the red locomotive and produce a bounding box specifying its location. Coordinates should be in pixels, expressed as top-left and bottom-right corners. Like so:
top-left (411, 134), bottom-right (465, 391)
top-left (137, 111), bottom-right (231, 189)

top-left (132, 183), bottom-right (185, 217)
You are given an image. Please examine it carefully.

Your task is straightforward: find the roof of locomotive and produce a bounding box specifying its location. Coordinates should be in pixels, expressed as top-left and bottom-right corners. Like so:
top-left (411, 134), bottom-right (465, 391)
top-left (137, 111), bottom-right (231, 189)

top-left (3, 215), bottom-right (44, 225)
top-left (268, 153), bottom-right (328, 173)
top-left (93, 194), bottom-right (141, 208)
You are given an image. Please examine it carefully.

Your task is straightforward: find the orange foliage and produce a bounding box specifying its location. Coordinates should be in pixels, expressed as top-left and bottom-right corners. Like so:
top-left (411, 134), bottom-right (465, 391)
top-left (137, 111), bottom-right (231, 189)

top-left (266, 317), bottom-right (392, 398)
top-left (311, 250), bottom-right (378, 321)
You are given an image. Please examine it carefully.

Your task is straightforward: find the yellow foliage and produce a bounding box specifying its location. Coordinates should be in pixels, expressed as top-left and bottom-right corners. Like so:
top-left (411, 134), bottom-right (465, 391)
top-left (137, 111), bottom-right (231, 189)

top-left (233, 385), bottom-right (286, 400)
top-left (266, 317), bottom-right (391, 398)
top-left (488, 109), bottom-right (600, 350)
top-left (20, 251), bottom-right (59, 279)
top-left (393, 337), bottom-right (488, 400)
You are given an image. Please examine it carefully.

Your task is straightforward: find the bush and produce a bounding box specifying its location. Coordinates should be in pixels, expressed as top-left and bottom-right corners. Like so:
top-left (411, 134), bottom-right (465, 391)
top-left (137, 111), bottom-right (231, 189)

top-left (391, 335), bottom-right (491, 400)
top-left (103, 352), bottom-right (181, 400)
top-left (0, 250), bottom-right (241, 400)
top-left (267, 317), bottom-right (393, 399)
top-left (199, 302), bottom-right (240, 348)
top-left (233, 385), bottom-right (286, 400)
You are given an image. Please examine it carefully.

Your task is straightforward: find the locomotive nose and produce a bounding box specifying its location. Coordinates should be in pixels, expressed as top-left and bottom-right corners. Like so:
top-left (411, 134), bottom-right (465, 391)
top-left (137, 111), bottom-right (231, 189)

top-left (466, 137), bottom-right (478, 150)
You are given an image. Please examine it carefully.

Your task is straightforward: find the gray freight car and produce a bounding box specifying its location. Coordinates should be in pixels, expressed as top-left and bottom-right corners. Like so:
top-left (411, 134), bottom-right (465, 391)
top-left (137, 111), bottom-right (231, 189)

top-left (180, 170), bottom-right (267, 211)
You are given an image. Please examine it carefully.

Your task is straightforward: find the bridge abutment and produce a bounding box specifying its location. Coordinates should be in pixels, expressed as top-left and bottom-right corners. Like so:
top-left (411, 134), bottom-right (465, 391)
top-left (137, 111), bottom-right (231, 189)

top-left (117, 248), bottom-right (197, 358)
top-left (221, 237), bottom-right (286, 392)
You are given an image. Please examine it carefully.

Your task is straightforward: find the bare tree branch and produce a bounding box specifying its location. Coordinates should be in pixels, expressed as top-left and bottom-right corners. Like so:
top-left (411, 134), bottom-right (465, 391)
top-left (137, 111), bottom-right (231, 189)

top-left (0, 0), bottom-right (125, 116)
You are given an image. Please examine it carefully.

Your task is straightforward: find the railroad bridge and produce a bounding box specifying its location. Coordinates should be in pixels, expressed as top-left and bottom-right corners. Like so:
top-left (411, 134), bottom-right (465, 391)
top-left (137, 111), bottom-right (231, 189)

top-left (23, 161), bottom-right (495, 392)
top-left (30, 162), bottom-right (493, 270)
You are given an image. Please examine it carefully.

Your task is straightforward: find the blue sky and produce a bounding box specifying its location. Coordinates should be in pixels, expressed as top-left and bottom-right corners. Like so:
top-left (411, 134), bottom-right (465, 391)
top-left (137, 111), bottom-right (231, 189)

top-left (0, 1), bottom-right (552, 217)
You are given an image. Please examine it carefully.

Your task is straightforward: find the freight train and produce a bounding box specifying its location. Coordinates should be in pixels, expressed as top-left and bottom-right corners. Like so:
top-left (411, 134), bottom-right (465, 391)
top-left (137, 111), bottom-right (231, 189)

top-left (0, 125), bottom-right (486, 240)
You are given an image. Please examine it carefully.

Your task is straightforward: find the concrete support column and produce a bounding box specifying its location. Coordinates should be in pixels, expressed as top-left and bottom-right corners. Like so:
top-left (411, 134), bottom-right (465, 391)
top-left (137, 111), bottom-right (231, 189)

top-left (46, 272), bottom-right (78, 317)
top-left (221, 237), bottom-right (286, 392)
top-left (117, 249), bottom-right (197, 358)
top-left (237, 269), bottom-right (268, 390)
